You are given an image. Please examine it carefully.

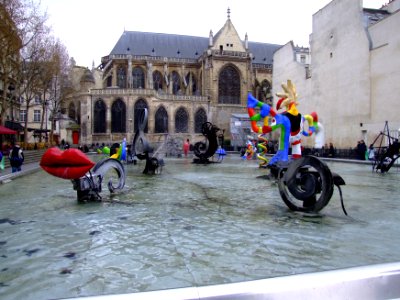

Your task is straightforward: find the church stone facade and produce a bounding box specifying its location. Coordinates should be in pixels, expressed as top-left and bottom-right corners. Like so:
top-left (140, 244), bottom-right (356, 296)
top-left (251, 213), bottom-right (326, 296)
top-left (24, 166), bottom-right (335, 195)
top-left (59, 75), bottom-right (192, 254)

top-left (64, 13), bottom-right (281, 148)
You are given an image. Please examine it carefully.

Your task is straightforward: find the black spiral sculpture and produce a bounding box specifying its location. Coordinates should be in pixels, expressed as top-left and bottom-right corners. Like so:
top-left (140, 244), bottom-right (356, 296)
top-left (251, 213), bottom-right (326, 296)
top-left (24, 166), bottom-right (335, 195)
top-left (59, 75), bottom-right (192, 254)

top-left (72, 158), bottom-right (125, 202)
top-left (269, 156), bottom-right (347, 214)
top-left (131, 108), bottom-right (164, 174)
top-left (193, 122), bottom-right (223, 164)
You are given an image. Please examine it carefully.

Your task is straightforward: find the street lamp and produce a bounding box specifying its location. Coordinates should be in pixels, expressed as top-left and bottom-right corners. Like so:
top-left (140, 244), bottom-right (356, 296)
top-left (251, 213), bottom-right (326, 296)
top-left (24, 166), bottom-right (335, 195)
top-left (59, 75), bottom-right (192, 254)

top-left (43, 99), bottom-right (49, 142)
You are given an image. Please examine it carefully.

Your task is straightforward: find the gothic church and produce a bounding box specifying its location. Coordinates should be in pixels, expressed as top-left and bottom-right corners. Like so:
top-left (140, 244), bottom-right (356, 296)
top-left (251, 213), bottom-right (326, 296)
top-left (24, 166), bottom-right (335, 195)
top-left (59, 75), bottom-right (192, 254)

top-left (65, 10), bottom-right (281, 148)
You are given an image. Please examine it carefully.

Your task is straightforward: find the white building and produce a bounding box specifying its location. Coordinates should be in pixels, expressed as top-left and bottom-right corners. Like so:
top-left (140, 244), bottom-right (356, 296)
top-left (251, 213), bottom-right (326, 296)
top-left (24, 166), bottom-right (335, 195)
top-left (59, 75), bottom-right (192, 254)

top-left (273, 0), bottom-right (400, 149)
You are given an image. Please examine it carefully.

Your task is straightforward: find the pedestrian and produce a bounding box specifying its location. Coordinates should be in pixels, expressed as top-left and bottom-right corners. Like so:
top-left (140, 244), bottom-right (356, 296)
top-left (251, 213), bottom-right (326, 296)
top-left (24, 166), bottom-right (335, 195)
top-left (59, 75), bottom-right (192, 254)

top-left (323, 143), bottom-right (329, 157)
top-left (359, 140), bottom-right (367, 160)
top-left (8, 143), bottom-right (24, 173)
top-left (356, 140), bottom-right (367, 160)
top-left (0, 150), bottom-right (4, 171)
top-left (183, 139), bottom-right (190, 157)
top-left (367, 144), bottom-right (375, 161)
top-left (328, 142), bottom-right (335, 157)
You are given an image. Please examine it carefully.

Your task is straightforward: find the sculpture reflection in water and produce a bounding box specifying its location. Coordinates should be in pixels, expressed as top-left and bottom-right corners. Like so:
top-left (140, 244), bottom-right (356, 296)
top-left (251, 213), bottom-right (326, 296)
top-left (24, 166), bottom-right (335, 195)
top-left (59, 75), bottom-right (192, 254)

top-left (247, 80), bottom-right (347, 214)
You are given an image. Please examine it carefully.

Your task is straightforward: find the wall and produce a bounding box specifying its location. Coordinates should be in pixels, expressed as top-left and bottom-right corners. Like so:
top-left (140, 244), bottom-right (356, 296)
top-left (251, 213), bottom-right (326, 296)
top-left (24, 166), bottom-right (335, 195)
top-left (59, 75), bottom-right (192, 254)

top-left (368, 9), bottom-right (400, 138)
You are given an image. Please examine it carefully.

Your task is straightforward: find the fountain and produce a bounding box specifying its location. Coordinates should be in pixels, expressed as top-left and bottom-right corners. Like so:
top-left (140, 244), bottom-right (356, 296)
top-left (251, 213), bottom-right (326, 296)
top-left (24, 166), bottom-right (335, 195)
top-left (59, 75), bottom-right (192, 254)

top-left (1, 81), bottom-right (399, 298)
top-left (1, 156), bottom-right (400, 299)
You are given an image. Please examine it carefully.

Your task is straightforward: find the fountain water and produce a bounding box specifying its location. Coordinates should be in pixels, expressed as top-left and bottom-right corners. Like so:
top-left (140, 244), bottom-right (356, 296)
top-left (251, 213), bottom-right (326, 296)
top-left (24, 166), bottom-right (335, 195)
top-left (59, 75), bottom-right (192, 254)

top-left (0, 156), bottom-right (400, 299)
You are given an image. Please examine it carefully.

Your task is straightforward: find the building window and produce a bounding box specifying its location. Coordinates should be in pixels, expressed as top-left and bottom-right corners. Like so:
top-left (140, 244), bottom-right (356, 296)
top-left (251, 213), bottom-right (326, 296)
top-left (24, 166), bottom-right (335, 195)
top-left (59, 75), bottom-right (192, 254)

top-left (68, 102), bottom-right (76, 120)
top-left (171, 71), bottom-right (181, 95)
top-left (185, 72), bottom-right (197, 95)
top-left (111, 98), bottom-right (126, 133)
top-left (175, 107), bottom-right (188, 133)
top-left (300, 55), bottom-right (306, 64)
top-left (34, 95), bottom-right (41, 104)
top-left (194, 108), bottom-right (207, 133)
top-left (34, 110), bottom-right (41, 122)
top-left (132, 67), bottom-right (144, 89)
top-left (106, 76), bottom-right (112, 87)
top-left (20, 110), bottom-right (26, 122)
top-left (153, 71), bottom-right (163, 91)
top-left (117, 67), bottom-right (127, 88)
top-left (134, 99), bottom-right (148, 133)
top-left (154, 106), bottom-right (168, 133)
top-left (218, 65), bottom-right (240, 104)
top-left (94, 99), bottom-right (106, 133)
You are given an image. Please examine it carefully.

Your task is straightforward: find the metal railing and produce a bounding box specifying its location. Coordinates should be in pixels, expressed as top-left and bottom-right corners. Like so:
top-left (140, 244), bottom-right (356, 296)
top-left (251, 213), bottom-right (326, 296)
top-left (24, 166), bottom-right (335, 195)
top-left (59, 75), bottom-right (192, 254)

top-left (67, 262), bottom-right (400, 300)
top-left (90, 88), bottom-right (208, 102)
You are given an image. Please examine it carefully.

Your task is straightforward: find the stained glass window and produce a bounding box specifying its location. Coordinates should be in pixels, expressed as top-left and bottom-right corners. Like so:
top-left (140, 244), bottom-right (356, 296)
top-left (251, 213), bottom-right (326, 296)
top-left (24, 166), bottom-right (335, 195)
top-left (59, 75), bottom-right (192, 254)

top-left (132, 67), bottom-right (144, 89)
top-left (194, 108), bottom-right (207, 133)
top-left (94, 99), bottom-right (106, 133)
top-left (117, 67), bottom-right (126, 88)
top-left (172, 71), bottom-right (181, 95)
top-left (218, 66), bottom-right (240, 104)
top-left (153, 71), bottom-right (163, 91)
top-left (175, 107), bottom-right (188, 133)
top-left (111, 98), bottom-right (126, 133)
top-left (155, 106), bottom-right (168, 133)
top-left (134, 99), bottom-right (148, 133)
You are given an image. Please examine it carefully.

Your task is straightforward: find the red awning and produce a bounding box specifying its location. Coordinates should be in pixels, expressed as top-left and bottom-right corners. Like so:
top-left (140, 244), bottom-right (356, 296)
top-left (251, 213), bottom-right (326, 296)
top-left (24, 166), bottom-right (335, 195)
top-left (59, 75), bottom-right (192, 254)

top-left (0, 125), bottom-right (17, 135)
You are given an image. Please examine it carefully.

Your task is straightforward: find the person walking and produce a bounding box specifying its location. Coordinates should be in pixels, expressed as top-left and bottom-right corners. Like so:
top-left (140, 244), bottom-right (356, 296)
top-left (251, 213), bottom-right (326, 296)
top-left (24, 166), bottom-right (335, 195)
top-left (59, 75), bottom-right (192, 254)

top-left (328, 142), bottom-right (335, 158)
top-left (356, 140), bottom-right (367, 160)
top-left (183, 139), bottom-right (190, 157)
top-left (367, 144), bottom-right (375, 161)
top-left (9, 143), bottom-right (24, 173)
top-left (0, 150), bottom-right (4, 172)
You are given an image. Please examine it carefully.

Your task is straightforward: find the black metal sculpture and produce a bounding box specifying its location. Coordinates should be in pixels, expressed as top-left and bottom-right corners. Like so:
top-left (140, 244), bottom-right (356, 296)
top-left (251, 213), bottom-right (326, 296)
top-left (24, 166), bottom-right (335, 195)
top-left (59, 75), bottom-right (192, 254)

top-left (131, 108), bottom-right (164, 174)
top-left (269, 156), bottom-right (347, 214)
top-left (193, 122), bottom-right (225, 163)
top-left (40, 147), bottom-right (126, 202)
top-left (72, 158), bottom-right (125, 202)
top-left (371, 121), bottom-right (400, 173)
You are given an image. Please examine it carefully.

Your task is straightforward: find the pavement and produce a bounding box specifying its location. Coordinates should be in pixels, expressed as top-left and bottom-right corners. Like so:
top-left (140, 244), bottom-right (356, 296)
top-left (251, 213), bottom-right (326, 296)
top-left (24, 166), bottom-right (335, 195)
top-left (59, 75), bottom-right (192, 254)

top-left (0, 161), bottom-right (41, 184)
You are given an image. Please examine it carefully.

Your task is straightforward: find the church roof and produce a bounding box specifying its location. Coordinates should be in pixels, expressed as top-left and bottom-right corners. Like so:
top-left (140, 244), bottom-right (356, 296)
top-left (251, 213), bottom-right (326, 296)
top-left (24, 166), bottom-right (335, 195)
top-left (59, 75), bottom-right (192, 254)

top-left (109, 31), bottom-right (281, 65)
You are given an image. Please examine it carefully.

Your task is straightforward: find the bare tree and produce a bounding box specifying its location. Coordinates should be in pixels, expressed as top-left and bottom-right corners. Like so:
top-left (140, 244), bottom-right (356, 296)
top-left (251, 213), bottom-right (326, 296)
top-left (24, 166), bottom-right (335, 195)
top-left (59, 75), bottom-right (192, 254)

top-left (0, 0), bottom-right (47, 126)
top-left (19, 25), bottom-right (52, 144)
top-left (47, 40), bottom-right (71, 145)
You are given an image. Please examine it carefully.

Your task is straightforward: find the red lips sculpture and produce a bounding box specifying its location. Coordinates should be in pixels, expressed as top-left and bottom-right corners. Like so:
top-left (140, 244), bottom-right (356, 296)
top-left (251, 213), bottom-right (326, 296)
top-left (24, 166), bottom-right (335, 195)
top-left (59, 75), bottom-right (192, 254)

top-left (40, 147), bottom-right (95, 179)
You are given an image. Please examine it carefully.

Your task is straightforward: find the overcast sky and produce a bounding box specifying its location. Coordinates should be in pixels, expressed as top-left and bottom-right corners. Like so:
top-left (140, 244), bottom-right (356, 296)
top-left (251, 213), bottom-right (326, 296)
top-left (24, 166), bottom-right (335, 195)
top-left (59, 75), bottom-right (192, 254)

top-left (39, 0), bottom-right (385, 68)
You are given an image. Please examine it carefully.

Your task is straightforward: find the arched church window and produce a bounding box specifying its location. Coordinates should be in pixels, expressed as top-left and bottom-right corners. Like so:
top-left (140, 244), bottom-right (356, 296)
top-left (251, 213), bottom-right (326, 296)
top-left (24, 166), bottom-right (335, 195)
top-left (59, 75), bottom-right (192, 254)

top-left (94, 99), bottom-right (106, 133)
top-left (111, 98), bottom-right (126, 133)
top-left (117, 67), bottom-right (127, 88)
top-left (175, 107), bottom-right (188, 133)
top-left (154, 106), bottom-right (168, 133)
top-left (171, 71), bottom-right (181, 95)
top-left (76, 103), bottom-right (81, 125)
top-left (68, 102), bottom-right (76, 120)
top-left (194, 108), bottom-right (207, 133)
top-left (132, 67), bottom-right (145, 89)
top-left (218, 65), bottom-right (240, 104)
top-left (134, 98), bottom-right (148, 133)
top-left (153, 70), bottom-right (163, 91)
top-left (106, 75), bottom-right (112, 87)
top-left (185, 72), bottom-right (197, 95)
top-left (258, 80), bottom-right (272, 104)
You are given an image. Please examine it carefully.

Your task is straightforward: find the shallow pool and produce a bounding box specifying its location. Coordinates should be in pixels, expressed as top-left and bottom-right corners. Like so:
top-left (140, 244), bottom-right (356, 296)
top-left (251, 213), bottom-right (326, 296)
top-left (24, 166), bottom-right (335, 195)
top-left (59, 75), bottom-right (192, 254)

top-left (0, 155), bottom-right (399, 299)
